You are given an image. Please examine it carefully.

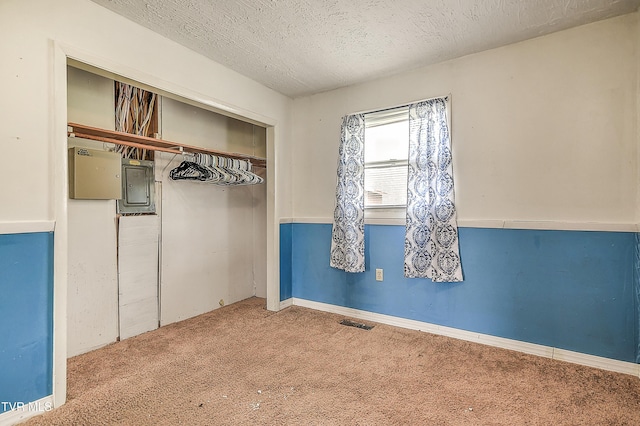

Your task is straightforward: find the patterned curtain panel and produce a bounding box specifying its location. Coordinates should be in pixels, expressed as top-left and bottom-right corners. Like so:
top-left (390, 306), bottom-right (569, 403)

top-left (404, 98), bottom-right (463, 282)
top-left (330, 114), bottom-right (366, 273)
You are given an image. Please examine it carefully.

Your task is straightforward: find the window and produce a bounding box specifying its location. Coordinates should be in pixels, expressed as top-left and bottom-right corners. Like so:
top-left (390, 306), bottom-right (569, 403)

top-left (364, 107), bottom-right (409, 208)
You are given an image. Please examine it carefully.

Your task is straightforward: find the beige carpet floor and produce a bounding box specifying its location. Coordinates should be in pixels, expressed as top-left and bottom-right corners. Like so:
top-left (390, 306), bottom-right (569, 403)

top-left (26, 297), bottom-right (640, 425)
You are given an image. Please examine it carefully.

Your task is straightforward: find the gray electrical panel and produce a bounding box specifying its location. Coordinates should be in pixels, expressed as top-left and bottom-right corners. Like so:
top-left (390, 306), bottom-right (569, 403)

top-left (117, 159), bottom-right (156, 214)
top-left (68, 147), bottom-right (122, 200)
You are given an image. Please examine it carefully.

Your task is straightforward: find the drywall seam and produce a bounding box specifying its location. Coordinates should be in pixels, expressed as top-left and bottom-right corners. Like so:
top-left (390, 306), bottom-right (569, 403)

top-left (292, 298), bottom-right (640, 377)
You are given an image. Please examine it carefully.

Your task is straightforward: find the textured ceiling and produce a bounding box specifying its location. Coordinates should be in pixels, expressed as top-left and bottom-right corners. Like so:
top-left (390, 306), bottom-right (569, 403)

top-left (90, 0), bottom-right (640, 98)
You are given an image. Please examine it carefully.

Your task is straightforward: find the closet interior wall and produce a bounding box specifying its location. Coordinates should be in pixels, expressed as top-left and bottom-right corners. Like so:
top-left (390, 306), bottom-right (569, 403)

top-left (66, 66), bottom-right (267, 357)
top-left (158, 98), bottom-right (267, 324)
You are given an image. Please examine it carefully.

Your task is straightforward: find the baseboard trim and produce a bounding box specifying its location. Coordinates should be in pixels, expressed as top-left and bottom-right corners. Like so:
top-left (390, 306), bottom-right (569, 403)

top-left (551, 348), bottom-right (639, 375)
top-left (292, 298), bottom-right (640, 377)
top-left (279, 298), bottom-right (293, 310)
top-left (0, 395), bottom-right (54, 426)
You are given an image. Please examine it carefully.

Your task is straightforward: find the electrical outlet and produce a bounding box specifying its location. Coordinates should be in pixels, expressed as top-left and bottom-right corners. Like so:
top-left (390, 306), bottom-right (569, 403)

top-left (375, 268), bottom-right (383, 281)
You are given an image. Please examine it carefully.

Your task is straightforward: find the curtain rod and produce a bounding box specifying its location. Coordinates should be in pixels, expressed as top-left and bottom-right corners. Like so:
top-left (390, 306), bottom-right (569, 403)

top-left (350, 93), bottom-right (451, 116)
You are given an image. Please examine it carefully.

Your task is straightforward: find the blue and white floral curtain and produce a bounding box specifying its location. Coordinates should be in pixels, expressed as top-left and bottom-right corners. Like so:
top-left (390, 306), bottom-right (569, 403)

top-left (330, 114), bottom-right (366, 273)
top-left (404, 98), bottom-right (463, 282)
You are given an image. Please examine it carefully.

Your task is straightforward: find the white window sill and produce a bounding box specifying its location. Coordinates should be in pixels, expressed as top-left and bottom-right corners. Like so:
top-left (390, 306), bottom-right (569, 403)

top-left (365, 207), bottom-right (406, 225)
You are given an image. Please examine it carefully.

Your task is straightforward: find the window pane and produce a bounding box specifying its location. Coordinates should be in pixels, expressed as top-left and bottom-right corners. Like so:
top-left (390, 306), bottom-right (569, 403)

top-left (364, 107), bottom-right (409, 208)
top-left (364, 164), bottom-right (407, 207)
top-left (364, 120), bottom-right (409, 163)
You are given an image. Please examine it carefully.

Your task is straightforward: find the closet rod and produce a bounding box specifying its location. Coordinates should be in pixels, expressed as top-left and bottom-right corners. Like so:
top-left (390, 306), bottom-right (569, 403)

top-left (67, 122), bottom-right (267, 168)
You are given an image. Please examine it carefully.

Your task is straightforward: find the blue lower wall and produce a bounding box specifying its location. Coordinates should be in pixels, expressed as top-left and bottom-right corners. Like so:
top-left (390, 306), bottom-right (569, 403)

top-left (0, 232), bottom-right (54, 413)
top-left (280, 223), bottom-right (293, 301)
top-left (281, 223), bottom-right (639, 363)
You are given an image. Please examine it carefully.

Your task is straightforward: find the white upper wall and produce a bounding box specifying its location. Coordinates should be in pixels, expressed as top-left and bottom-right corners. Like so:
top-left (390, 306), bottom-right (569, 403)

top-left (0, 0), bottom-right (293, 222)
top-left (292, 13), bottom-right (638, 227)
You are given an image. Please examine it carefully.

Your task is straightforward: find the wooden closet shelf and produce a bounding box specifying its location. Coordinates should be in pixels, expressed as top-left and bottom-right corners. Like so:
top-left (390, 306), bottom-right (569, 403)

top-left (67, 122), bottom-right (267, 168)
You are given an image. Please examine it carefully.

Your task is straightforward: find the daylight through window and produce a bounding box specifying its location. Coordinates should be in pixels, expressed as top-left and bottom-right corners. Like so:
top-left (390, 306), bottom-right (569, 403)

top-left (364, 107), bottom-right (409, 208)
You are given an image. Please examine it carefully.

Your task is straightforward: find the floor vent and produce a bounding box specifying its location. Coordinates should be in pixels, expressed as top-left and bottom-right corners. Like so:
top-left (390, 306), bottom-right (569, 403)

top-left (340, 319), bottom-right (374, 330)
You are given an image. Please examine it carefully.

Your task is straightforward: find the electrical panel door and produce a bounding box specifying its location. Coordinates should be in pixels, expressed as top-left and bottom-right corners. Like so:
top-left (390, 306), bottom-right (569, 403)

top-left (117, 159), bottom-right (155, 214)
top-left (68, 147), bottom-right (122, 200)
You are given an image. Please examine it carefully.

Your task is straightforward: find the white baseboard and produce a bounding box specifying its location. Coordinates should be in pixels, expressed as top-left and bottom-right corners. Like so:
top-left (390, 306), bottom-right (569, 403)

top-left (0, 395), bottom-right (54, 426)
top-left (551, 348), bottom-right (639, 375)
top-left (279, 298), bottom-right (293, 310)
top-left (292, 298), bottom-right (640, 378)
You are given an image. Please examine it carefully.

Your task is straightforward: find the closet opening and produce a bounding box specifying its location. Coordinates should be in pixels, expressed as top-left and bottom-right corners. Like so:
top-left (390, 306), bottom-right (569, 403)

top-left (66, 64), bottom-right (268, 358)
